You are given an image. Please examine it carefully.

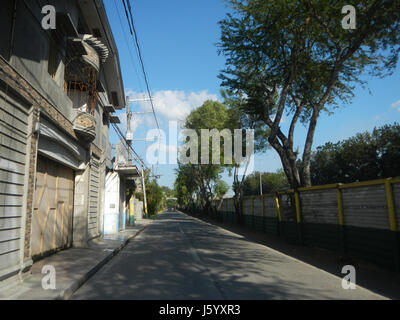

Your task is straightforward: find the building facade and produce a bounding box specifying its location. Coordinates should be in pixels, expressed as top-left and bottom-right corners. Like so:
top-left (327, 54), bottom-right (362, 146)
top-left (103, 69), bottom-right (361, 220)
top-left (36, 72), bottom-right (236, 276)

top-left (0, 0), bottom-right (124, 281)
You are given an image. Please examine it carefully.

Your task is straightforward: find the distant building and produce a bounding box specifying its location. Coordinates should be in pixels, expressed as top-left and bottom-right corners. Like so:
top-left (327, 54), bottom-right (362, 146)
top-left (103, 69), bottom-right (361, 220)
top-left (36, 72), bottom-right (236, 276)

top-left (0, 0), bottom-right (125, 281)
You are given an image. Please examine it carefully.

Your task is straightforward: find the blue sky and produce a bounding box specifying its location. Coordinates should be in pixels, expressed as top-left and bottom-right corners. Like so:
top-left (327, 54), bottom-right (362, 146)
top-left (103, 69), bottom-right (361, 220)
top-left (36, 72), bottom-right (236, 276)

top-left (104, 0), bottom-right (400, 193)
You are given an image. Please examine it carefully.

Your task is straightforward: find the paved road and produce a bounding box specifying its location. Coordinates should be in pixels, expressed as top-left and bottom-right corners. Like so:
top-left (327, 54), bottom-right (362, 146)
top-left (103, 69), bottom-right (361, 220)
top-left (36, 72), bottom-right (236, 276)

top-left (71, 211), bottom-right (386, 299)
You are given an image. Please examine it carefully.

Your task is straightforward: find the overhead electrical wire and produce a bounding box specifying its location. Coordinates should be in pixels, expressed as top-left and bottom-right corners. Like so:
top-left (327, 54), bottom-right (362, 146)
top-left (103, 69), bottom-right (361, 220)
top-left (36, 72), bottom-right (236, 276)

top-left (111, 120), bottom-right (148, 171)
top-left (120, 0), bottom-right (162, 175)
top-left (113, 0), bottom-right (145, 94)
top-left (122, 0), bottom-right (161, 133)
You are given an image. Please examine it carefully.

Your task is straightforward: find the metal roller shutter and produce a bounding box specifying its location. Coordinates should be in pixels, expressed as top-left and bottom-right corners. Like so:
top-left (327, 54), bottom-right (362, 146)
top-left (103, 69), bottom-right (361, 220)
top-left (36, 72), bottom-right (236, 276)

top-left (88, 158), bottom-right (100, 238)
top-left (0, 92), bottom-right (29, 271)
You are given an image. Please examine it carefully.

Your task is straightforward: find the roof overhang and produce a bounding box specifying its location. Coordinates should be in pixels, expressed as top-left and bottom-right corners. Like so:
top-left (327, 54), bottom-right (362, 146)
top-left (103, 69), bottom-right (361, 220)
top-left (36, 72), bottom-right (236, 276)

top-left (103, 104), bottom-right (115, 113)
top-left (109, 115), bottom-right (120, 123)
top-left (115, 165), bottom-right (140, 178)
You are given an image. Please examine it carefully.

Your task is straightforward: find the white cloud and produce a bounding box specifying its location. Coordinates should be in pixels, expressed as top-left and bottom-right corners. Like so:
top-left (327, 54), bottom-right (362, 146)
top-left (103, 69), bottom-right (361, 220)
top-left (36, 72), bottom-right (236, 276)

top-left (125, 89), bottom-right (219, 121)
top-left (391, 100), bottom-right (400, 112)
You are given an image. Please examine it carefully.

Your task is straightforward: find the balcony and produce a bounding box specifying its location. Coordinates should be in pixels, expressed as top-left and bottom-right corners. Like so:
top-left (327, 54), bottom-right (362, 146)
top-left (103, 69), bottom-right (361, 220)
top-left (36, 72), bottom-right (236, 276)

top-left (73, 110), bottom-right (96, 142)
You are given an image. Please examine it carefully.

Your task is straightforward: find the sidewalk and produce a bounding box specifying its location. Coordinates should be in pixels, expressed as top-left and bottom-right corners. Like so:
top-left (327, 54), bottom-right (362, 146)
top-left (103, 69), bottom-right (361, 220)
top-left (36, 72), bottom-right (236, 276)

top-left (0, 219), bottom-right (153, 300)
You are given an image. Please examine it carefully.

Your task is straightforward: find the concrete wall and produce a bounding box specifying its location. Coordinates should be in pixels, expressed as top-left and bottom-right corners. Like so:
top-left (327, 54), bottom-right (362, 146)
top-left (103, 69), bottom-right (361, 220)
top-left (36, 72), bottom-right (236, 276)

top-left (212, 179), bottom-right (400, 271)
top-left (104, 172), bottom-right (127, 234)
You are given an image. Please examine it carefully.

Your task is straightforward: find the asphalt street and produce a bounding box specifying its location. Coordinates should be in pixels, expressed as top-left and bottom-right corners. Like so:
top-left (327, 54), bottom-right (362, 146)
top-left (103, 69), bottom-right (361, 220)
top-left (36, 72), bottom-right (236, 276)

top-left (71, 211), bottom-right (386, 299)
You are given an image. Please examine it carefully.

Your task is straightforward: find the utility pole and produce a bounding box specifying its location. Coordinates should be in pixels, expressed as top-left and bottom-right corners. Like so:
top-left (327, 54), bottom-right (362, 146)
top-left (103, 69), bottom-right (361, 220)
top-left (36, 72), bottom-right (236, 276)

top-left (141, 166), bottom-right (148, 218)
top-left (126, 96), bottom-right (159, 219)
top-left (259, 171), bottom-right (263, 195)
top-left (126, 95), bottom-right (133, 164)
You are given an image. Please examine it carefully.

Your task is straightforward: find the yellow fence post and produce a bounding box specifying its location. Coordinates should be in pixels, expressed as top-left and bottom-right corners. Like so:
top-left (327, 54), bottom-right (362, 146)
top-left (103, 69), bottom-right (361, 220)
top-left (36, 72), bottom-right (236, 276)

top-left (385, 179), bottom-right (398, 232)
top-left (274, 194), bottom-right (282, 236)
top-left (385, 179), bottom-right (399, 271)
top-left (336, 184), bottom-right (347, 255)
top-left (294, 191), bottom-right (301, 223)
top-left (294, 191), bottom-right (304, 245)
top-left (336, 187), bottom-right (344, 226)
top-left (252, 196), bottom-right (255, 229)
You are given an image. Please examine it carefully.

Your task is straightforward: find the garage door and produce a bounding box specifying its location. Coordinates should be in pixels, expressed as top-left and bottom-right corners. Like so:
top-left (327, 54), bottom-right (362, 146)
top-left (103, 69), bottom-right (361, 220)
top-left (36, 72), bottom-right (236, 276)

top-left (0, 91), bottom-right (29, 271)
top-left (31, 156), bottom-right (74, 257)
top-left (88, 158), bottom-right (100, 238)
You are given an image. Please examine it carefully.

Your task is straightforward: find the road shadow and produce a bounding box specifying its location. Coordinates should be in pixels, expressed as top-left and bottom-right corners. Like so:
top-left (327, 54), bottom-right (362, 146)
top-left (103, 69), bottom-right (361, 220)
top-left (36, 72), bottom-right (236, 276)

top-left (186, 212), bottom-right (400, 300)
top-left (71, 212), bottom-right (386, 300)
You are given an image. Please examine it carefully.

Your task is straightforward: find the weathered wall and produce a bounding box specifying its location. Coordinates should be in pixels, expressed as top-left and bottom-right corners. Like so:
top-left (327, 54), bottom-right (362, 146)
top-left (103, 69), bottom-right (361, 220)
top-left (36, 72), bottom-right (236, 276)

top-left (211, 179), bottom-right (400, 271)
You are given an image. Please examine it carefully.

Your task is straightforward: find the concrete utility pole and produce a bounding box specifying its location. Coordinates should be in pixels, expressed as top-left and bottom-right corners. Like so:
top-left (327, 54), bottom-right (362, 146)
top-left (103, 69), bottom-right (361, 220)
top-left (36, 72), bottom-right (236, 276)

top-left (260, 171), bottom-right (263, 195)
top-left (126, 96), bottom-right (133, 164)
top-left (141, 166), bottom-right (148, 217)
top-left (126, 96), bottom-right (136, 225)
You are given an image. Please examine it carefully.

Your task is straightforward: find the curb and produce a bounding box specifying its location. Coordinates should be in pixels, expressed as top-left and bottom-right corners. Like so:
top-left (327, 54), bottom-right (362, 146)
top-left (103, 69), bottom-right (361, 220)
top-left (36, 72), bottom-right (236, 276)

top-left (58, 225), bottom-right (148, 300)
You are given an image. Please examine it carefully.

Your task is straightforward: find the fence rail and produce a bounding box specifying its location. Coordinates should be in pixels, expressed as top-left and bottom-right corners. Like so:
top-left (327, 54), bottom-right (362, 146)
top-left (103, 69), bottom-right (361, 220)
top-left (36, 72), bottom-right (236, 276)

top-left (187, 178), bottom-right (400, 271)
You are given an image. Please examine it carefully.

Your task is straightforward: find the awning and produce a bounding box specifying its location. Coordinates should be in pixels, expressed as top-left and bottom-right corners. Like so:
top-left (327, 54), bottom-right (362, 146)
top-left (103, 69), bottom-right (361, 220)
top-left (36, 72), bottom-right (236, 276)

top-left (115, 165), bottom-right (140, 177)
top-left (109, 115), bottom-right (120, 123)
top-left (103, 104), bottom-right (115, 113)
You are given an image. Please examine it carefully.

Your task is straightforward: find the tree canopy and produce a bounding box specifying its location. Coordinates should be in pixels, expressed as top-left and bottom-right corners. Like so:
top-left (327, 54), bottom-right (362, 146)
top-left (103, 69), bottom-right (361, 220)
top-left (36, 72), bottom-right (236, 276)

top-left (310, 122), bottom-right (400, 185)
top-left (218, 0), bottom-right (400, 188)
top-left (242, 170), bottom-right (289, 196)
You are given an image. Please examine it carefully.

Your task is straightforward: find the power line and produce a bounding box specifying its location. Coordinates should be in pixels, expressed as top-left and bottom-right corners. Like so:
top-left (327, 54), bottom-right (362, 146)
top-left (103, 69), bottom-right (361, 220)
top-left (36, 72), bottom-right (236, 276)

top-left (110, 120), bottom-right (148, 171)
top-left (120, 0), bottom-right (162, 175)
top-left (112, 0), bottom-right (145, 95)
top-left (123, 0), bottom-right (161, 133)
top-left (121, 0), bottom-right (133, 35)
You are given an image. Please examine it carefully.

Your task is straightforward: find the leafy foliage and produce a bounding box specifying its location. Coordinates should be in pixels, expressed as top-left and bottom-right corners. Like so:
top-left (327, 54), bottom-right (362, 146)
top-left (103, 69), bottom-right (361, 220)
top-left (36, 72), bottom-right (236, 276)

top-left (310, 122), bottom-right (400, 184)
top-left (218, 0), bottom-right (400, 188)
top-left (146, 179), bottom-right (166, 215)
top-left (242, 170), bottom-right (289, 196)
top-left (214, 180), bottom-right (229, 199)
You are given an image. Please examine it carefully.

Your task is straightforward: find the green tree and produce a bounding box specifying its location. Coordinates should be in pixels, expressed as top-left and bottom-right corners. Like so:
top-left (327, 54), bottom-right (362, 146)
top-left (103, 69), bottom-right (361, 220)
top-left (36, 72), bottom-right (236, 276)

top-left (214, 180), bottom-right (229, 199)
top-left (146, 179), bottom-right (166, 215)
top-left (218, 0), bottom-right (400, 188)
top-left (242, 170), bottom-right (289, 196)
top-left (174, 164), bottom-right (198, 209)
top-left (310, 122), bottom-right (400, 184)
top-left (221, 89), bottom-right (270, 217)
top-left (181, 100), bottom-right (231, 214)
top-left (161, 186), bottom-right (175, 198)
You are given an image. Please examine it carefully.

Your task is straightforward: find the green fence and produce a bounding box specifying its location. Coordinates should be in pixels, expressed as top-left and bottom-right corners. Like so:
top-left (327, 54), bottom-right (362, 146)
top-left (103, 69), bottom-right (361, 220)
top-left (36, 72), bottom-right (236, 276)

top-left (204, 178), bottom-right (400, 272)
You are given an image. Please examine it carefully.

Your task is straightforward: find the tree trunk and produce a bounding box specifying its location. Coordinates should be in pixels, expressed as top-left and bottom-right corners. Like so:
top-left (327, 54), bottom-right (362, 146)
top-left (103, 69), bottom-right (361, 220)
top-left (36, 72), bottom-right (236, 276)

top-left (268, 136), bottom-right (301, 189)
top-left (302, 107), bottom-right (320, 187)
